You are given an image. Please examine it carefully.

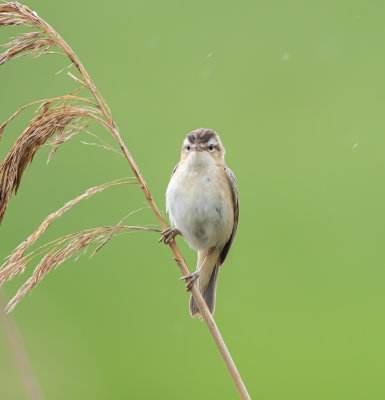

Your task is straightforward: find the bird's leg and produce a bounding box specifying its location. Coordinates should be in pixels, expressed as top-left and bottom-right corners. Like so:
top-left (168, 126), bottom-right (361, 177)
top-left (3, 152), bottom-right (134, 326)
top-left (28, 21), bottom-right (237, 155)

top-left (159, 227), bottom-right (181, 245)
top-left (180, 248), bottom-right (213, 291)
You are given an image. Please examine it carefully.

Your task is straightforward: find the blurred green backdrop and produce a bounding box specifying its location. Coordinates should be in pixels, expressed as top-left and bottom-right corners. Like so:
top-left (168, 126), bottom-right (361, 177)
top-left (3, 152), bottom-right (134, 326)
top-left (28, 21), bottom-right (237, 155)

top-left (1, 0), bottom-right (385, 399)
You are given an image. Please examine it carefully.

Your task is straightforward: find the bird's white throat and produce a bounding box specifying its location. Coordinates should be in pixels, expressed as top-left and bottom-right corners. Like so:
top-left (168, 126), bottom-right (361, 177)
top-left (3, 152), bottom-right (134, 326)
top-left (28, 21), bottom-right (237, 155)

top-left (183, 151), bottom-right (216, 173)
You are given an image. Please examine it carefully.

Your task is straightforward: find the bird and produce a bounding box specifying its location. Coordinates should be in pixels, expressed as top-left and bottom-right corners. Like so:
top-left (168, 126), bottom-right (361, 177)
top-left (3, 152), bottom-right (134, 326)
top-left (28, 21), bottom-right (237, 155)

top-left (159, 128), bottom-right (239, 317)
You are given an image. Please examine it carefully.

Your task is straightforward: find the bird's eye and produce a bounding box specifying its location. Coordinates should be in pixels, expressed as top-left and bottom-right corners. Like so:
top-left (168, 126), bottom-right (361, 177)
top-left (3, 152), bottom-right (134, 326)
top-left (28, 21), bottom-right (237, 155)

top-left (186, 145), bottom-right (191, 151)
top-left (208, 144), bottom-right (214, 151)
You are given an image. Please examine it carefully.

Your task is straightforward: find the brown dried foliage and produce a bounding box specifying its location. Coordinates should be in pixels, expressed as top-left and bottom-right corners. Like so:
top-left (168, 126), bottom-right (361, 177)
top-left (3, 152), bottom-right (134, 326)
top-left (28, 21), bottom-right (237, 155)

top-left (0, 179), bottom-right (136, 285)
top-left (0, 2), bottom-right (109, 225)
top-left (0, 31), bottom-right (55, 65)
top-left (0, 96), bottom-right (104, 224)
top-left (0, 3), bottom-right (250, 397)
top-left (0, 3), bottom-right (57, 63)
top-left (4, 225), bottom-right (160, 313)
top-left (0, 3), bottom-right (29, 27)
top-left (0, 2), bottom-right (140, 310)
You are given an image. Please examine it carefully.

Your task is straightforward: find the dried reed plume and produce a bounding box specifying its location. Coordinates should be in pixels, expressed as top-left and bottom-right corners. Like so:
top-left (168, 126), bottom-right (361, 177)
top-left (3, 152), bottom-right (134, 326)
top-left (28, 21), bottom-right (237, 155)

top-left (0, 2), bottom-right (250, 399)
top-left (0, 31), bottom-right (55, 65)
top-left (0, 96), bottom-right (105, 223)
top-left (0, 179), bottom-right (136, 286)
top-left (5, 224), bottom-right (160, 313)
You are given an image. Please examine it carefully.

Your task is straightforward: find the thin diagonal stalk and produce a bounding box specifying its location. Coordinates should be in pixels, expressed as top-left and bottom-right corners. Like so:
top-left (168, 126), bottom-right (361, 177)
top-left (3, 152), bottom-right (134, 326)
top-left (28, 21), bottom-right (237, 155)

top-left (0, 290), bottom-right (43, 400)
top-left (1, 3), bottom-right (250, 399)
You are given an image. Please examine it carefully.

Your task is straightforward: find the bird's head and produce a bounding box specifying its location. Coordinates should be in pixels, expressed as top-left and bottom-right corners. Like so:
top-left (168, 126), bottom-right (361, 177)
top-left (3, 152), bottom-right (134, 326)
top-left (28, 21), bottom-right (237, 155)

top-left (180, 128), bottom-right (225, 163)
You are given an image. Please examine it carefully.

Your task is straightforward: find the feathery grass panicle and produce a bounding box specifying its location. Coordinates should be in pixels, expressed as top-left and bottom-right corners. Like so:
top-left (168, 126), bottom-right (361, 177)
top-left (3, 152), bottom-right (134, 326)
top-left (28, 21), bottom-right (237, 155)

top-left (0, 179), bottom-right (137, 284)
top-left (0, 96), bottom-right (105, 224)
top-left (0, 31), bottom-right (55, 65)
top-left (5, 225), bottom-right (160, 313)
top-left (0, 2), bottom-right (32, 26)
top-left (0, 3), bottom-right (58, 64)
top-left (0, 2), bottom-right (250, 398)
top-left (0, 2), bottom-right (115, 225)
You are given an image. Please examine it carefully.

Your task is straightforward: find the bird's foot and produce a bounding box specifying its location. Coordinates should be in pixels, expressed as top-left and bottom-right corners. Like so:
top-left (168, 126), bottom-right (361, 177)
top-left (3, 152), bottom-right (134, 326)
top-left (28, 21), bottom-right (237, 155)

top-left (158, 228), bottom-right (181, 245)
top-left (180, 271), bottom-right (200, 291)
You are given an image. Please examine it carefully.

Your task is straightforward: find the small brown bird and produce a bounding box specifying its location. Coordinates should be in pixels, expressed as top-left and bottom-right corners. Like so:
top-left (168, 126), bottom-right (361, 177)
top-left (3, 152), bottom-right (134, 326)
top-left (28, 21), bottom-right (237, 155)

top-left (160, 128), bottom-right (239, 317)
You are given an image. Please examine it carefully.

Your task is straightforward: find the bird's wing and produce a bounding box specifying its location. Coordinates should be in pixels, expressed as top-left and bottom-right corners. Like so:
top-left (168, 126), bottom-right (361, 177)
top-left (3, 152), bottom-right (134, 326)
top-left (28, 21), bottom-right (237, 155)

top-left (219, 167), bottom-right (239, 266)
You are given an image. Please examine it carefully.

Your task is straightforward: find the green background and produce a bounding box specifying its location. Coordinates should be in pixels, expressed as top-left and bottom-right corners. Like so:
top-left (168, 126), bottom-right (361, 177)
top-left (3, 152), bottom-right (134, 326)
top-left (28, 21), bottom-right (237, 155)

top-left (1, 0), bottom-right (385, 399)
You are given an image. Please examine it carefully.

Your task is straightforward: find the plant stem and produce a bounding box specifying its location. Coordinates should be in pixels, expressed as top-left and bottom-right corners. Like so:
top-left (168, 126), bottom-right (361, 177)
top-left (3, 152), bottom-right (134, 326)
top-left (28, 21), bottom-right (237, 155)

top-left (0, 290), bottom-right (43, 400)
top-left (6, 4), bottom-right (251, 399)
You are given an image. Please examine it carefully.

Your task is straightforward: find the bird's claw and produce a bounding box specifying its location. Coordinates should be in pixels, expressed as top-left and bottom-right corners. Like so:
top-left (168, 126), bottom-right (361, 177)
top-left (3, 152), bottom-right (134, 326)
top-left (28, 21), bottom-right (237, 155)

top-left (158, 228), bottom-right (181, 244)
top-left (180, 271), bottom-right (200, 291)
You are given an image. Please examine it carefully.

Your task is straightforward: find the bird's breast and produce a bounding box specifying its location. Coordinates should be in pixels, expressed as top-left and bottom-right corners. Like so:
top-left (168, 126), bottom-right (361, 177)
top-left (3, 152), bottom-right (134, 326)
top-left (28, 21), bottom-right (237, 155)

top-left (166, 161), bottom-right (234, 251)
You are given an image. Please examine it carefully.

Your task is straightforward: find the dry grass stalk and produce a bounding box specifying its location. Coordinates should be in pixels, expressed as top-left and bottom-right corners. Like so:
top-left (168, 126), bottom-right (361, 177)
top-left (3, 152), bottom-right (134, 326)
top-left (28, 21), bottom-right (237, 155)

top-left (0, 2), bottom-right (31, 25)
top-left (0, 96), bottom-right (105, 224)
top-left (5, 225), bottom-right (160, 313)
top-left (0, 31), bottom-right (56, 65)
top-left (0, 2), bottom-right (250, 398)
top-left (0, 179), bottom-right (136, 284)
top-left (79, 130), bottom-right (124, 157)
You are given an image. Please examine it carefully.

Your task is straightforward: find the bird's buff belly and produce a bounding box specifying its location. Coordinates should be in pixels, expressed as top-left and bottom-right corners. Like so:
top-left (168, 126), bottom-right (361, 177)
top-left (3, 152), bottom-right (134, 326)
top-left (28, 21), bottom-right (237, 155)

top-left (166, 179), bottom-right (233, 251)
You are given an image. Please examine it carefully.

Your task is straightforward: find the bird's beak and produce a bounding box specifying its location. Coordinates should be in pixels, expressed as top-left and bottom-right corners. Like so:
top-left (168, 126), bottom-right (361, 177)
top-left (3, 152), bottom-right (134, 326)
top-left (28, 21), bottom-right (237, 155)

top-left (193, 144), bottom-right (204, 152)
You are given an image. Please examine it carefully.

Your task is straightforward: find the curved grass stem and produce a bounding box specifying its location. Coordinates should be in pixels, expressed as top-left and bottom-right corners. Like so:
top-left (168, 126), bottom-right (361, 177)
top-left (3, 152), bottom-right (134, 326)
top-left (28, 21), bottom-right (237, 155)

top-left (0, 3), bottom-right (250, 398)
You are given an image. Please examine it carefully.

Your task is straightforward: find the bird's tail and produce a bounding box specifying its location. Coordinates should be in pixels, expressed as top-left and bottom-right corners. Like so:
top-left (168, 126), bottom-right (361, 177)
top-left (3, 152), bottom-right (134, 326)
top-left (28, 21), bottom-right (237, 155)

top-left (189, 249), bottom-right (220, 318)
